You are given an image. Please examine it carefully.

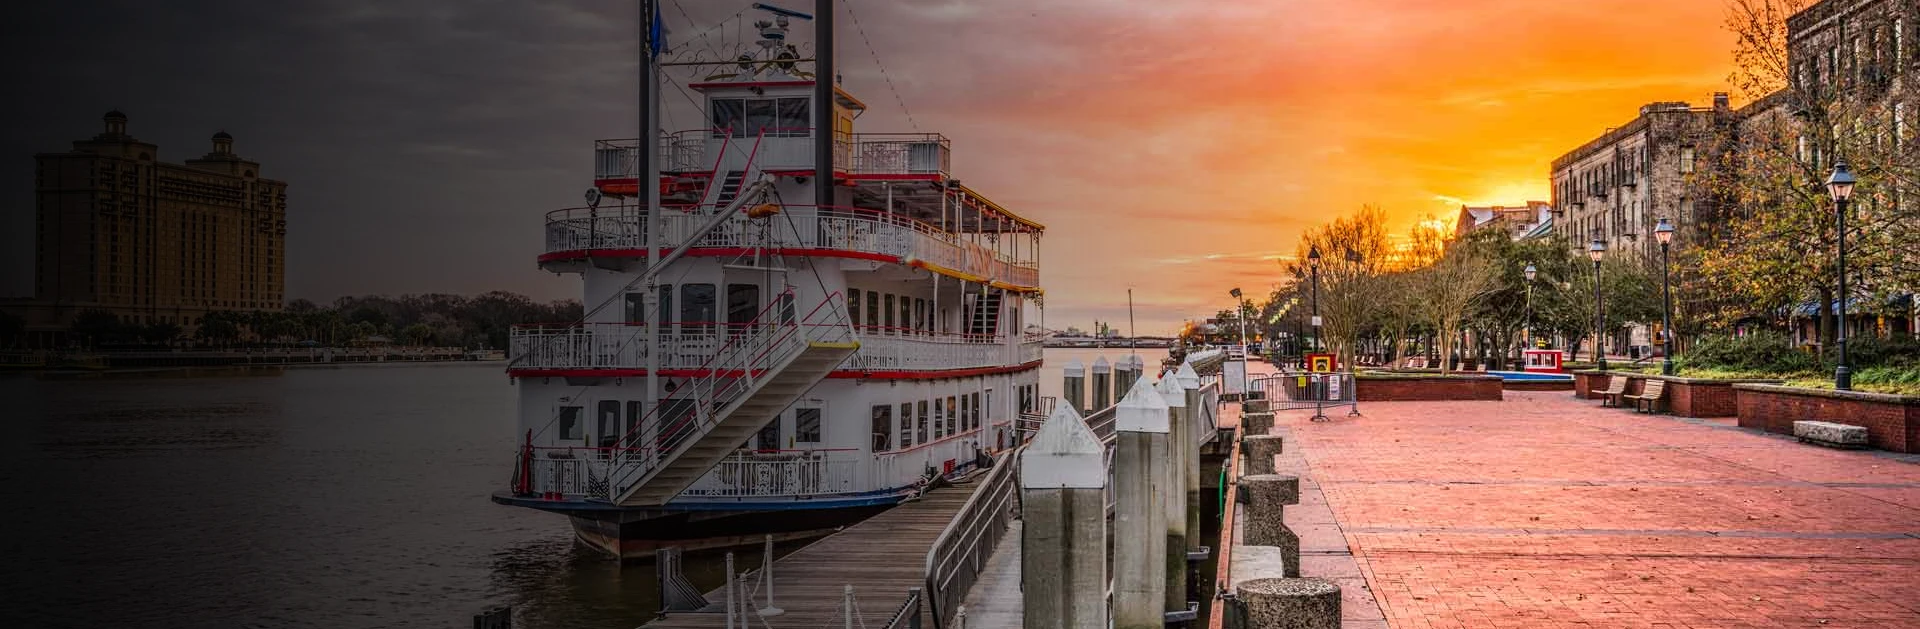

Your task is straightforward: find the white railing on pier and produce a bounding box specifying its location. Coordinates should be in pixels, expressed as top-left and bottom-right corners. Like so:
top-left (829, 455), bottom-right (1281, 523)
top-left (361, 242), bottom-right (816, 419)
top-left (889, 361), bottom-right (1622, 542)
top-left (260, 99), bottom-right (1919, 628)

top-left (509, 324), bottom-right (1039, 373)
top-left (541, 205), bottom-right (1039, 288)
top-left (923, 450), bottom-right (1019, 628)
top-left (592, 131), bottom-right (949, 180)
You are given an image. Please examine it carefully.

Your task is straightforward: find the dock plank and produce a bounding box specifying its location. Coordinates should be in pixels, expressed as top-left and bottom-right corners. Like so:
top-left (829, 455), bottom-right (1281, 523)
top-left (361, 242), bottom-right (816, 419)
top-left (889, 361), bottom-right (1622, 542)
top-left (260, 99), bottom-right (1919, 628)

top-left (641, 481), bottom-right (981, 628)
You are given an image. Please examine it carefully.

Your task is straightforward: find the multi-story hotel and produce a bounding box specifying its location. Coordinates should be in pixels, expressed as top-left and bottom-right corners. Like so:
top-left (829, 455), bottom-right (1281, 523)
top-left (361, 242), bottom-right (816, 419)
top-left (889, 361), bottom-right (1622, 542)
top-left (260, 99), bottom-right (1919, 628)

top-left (1549, 94), bottom-right (1734, 261)
top-left (17, 110), bottom-right (288, 334)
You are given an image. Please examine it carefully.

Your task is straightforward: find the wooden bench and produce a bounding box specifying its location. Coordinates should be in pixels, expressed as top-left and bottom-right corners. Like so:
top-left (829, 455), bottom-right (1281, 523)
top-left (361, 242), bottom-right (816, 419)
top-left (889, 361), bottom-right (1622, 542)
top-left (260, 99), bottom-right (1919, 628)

top-left (1625, 379), bottom-right (1666, 414)
top-left (1597, 375), bottom-right (1629, 407)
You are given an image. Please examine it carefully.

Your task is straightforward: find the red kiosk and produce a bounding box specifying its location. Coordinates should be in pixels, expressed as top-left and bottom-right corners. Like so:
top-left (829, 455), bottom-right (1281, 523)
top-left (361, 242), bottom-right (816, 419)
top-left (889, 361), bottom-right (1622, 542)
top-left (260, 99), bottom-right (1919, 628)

top-left (1522, 349), bottom-right (1566, 373)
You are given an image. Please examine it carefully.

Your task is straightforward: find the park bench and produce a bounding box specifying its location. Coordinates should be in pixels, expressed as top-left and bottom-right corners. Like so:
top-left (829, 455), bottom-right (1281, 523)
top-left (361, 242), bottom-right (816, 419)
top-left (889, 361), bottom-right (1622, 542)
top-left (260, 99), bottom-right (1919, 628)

top-left (1625, 379), bottom-right (1666, 414)
top-left (1793, 421), bottom-right (1868, 449)
top-left (1597, 375), bottom-right (1629, 407)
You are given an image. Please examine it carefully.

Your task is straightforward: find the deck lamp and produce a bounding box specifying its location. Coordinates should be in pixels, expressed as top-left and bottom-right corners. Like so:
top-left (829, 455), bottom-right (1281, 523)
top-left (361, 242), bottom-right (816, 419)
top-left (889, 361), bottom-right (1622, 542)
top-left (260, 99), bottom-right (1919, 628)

top-left (1654, 217), bottom-right (1676, 375)
top-left (1828, 160), bottom-right (1856, 390)
top-left (1588, 235), bottom-right (1608, 371)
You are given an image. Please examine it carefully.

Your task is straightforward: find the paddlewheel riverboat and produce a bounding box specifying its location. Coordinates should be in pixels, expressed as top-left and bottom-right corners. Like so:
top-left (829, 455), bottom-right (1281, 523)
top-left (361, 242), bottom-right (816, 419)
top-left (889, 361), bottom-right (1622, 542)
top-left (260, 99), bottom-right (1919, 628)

top-left (492, 4), bottom-right (1046, 558)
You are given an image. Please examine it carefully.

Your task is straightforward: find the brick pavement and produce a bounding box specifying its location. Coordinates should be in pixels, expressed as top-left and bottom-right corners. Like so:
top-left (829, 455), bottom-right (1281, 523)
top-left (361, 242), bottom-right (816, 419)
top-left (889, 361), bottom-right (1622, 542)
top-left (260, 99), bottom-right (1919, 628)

top-left (1268, 391), bottom-right (1920, 629)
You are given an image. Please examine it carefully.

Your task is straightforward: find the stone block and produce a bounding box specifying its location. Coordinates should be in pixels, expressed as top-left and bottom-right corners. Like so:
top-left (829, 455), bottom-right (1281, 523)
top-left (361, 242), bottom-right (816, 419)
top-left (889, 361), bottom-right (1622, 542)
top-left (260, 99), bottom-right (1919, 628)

top-left (1237, 578), bottom-right (1340, 629)
top-left (1242, 434), bottom-right (1283, 476)
top-left (1242, 411), bottom-right (1275, 436)
top-left (1793, 420), bottom-right (1869, 449)
top-left (1241, 474), bottom-right (1300, 576)
top-left (1243, 399), bottom-right (1271, 414)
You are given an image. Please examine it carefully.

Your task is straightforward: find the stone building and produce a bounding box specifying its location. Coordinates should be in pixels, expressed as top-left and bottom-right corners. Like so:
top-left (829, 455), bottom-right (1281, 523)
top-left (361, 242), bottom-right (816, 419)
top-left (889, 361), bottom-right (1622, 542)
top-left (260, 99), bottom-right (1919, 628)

top-left (15, 111), bottom-right (288, 336)
top-left (1549, 94), bottom-right (1734, 263)
top-left (1454, 201), bottom-right (1553, 240)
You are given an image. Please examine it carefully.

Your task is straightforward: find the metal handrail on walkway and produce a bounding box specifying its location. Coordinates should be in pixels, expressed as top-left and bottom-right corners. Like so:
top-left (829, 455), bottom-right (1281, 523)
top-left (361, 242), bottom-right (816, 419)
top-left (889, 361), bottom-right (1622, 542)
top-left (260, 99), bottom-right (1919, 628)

top-left (922, 450), bottom-right (1020, 629)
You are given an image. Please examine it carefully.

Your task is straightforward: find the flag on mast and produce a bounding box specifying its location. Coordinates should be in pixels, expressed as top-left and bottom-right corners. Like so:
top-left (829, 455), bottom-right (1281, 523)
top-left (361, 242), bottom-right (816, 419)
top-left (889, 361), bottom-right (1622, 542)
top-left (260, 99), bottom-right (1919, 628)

top-left (649, 2), bottom-right (666, 58)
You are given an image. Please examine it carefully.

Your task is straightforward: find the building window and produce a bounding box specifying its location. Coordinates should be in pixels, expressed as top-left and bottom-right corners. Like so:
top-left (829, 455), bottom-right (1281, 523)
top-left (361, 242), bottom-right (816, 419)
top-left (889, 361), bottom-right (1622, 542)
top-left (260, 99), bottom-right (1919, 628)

top-left (795, 407), bottom-right (822, 444)
top-left (1678, 147), bottom-right (1695, 174)
top-left (871, 405), bottom-right (893, 452)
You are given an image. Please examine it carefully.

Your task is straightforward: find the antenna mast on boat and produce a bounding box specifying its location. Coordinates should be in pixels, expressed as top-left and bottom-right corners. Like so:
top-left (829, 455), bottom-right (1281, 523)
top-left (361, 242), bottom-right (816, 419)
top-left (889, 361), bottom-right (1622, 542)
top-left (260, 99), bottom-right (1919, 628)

top-left (642, 0), bottom-right (663, 428)
top-left (1128, 288), bottom-right (1136, 351)
top-left (813, 0), bottom-right (833, 211)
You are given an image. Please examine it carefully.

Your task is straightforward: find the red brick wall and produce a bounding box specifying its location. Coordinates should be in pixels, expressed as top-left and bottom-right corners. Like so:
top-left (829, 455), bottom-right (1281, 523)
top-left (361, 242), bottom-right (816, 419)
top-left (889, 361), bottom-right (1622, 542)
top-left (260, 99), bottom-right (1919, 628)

top-left (1667, 381), bottom-right (1740, 418)
top-left (1735, 386), bottom-right (1919, 453)
top-left (1504, 380), bottom-right (1574, 392)
top-left (1357, 377), bottom-right (1504, 401)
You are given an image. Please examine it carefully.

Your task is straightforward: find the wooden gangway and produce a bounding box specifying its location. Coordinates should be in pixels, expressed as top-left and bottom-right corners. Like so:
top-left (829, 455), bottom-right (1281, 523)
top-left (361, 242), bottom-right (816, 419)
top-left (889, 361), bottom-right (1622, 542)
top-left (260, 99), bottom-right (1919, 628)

top-left (642, 476), bottom-right (987, 629)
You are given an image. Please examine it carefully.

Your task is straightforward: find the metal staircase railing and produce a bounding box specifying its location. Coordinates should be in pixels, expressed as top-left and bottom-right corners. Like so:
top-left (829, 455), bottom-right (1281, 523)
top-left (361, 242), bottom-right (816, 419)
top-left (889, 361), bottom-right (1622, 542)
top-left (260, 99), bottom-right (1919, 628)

top-left (601, 290), bottom-right (855, 503)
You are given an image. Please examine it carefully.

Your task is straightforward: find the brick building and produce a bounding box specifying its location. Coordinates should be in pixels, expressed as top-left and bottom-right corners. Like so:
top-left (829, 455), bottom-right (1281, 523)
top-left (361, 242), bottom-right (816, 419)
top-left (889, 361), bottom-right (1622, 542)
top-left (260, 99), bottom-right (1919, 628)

top-left (12, 111), bottom-right (288, 336)
top-left (1549, 94), bottom-right (1734, 262)
top-left (1453, 201), bottom-right (1553, 240)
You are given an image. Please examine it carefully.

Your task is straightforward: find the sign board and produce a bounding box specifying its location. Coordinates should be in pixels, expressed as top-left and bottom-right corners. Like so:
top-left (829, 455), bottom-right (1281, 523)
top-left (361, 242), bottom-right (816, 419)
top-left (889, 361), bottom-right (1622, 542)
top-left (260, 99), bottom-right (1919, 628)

top-left (1327, 374), bottom-right (1342, 400)
top-left (1310, 315), bottom-right (1323, 327)
top-left (1224, 359), bottom-right (1246, 395)
top-left (1306, 352), bottom-right (1336, 373)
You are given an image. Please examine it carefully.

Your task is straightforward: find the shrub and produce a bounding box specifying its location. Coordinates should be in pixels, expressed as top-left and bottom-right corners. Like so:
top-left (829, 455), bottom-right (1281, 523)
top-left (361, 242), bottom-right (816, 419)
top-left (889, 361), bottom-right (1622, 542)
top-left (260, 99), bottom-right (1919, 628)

top-left (1685, 332), bottom-right (1818, 373)
top-left (1833, 335), bottom-right (1920, 369)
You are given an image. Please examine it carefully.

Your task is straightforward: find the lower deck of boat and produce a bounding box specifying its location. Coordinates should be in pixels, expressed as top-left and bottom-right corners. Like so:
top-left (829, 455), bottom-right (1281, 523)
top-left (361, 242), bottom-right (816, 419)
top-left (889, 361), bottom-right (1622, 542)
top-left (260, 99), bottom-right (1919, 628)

top-left (642, 475), bottom-right (983, 628)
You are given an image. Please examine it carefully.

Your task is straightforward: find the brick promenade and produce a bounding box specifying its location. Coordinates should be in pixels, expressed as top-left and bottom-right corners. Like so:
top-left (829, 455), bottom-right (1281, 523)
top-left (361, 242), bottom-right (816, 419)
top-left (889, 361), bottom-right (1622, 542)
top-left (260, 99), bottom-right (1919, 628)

top-left (1270, 391), bottom-right (1920, 629)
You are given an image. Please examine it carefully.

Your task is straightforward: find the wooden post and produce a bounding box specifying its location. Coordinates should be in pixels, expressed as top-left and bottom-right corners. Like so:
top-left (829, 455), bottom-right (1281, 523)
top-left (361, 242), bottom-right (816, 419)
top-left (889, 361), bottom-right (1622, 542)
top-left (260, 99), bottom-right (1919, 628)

top-left (1154, 375), bottom-right (1189, 613)
top-left (1063, 359), bottom-right (1086, 415)
top-left (1020, 404), bottom-right (1108, 628)
top-left (1091, 356), bottom-right (1113, 411)
top-left (1112, 377), bottom-right (1169, 628)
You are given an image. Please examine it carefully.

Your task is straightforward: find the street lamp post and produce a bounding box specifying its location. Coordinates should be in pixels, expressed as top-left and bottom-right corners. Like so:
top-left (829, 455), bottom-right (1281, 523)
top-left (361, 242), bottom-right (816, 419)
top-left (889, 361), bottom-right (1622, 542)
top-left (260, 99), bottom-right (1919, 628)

top-left (1589, 235), bottom-right (1609, 371)
top-left (1828, 161), bottom-right (1856, 391)
top-left (1230, 287), bottom-right (1250, 396)
top-left (1654, 218), bottom-right (1676, 376)
top-left (1308, 245), bottom-right (1322, 354)
top-left (1523, 263), bottom-right (1537, 370)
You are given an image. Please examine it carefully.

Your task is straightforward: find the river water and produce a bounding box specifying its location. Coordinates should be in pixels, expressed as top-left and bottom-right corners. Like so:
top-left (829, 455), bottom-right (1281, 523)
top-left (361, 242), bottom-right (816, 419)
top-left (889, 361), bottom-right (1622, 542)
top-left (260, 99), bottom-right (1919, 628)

top-left (0, 347), bottom-right (1166, 628)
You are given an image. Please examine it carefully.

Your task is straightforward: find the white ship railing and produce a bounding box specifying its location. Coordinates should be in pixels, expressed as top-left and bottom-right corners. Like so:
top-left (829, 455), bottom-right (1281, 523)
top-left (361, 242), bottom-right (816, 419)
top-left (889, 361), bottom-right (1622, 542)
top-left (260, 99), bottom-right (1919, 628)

top-left (593, 131), bottom-right (948, 179)
top-left (508, 324), bottom-right (1041, 373)
top-left (542, 205), bottom-right (1039, 288)
top-left (679, 450), bottom-right (861, 499)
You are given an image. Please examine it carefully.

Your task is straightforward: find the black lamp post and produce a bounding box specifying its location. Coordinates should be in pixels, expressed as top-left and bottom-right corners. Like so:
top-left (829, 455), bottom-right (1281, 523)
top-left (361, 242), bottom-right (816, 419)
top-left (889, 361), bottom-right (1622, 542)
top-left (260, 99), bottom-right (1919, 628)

top-left (1523, 263), bottom-right (1537, 369)
top-left (1828, 160), bottom-right (1856, 391)
top-left (1308, 245), bottom-right (1322, 354)
top-left (1588, 234), bottom-right (1608, 371)
top-left (1654, 217), bottom-right (1676, 376)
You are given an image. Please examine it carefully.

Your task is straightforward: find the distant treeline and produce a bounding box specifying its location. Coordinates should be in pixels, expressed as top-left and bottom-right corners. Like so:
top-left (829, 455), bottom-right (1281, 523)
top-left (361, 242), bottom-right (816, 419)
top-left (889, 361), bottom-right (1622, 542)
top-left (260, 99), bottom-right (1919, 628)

top-left (51, 292), bottom-right (583, 349)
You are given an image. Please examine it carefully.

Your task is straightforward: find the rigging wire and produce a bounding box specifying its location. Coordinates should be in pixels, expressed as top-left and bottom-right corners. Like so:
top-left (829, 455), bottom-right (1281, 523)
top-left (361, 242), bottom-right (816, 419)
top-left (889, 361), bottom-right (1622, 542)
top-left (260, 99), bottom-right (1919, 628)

top-left (840, 0), bottom-right (920, 132)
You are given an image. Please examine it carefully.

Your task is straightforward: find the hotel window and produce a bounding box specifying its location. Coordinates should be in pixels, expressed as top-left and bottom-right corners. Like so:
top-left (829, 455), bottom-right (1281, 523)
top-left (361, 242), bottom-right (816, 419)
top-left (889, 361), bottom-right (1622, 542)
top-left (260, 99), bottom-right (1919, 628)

top-left (871, 405), bottom-right (893, 452)
top-left (848, 289), bottom-right (861, 327)
top-left (1678, 148), bottom-right (1695, 174)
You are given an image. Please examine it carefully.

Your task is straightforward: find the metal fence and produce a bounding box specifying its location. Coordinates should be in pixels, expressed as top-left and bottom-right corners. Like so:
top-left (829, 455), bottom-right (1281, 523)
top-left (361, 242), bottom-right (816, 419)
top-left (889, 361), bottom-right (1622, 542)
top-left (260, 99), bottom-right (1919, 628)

top-left (1255, 372), bottom-right (1360, 421)
top-left (923, 450), bottom-right (1019, 629)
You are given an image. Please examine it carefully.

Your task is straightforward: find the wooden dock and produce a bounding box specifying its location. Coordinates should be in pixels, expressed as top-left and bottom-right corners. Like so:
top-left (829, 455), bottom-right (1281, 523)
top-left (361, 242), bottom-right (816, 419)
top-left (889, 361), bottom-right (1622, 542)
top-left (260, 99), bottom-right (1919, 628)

top-left (642, 479), bottom-right (984, 628)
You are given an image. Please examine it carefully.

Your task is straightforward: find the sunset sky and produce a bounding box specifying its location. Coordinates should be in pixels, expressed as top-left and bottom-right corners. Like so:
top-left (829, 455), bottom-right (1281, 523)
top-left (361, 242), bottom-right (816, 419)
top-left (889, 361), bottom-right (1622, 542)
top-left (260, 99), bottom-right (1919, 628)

top-left (0, 0), bottom-right (1743, 334)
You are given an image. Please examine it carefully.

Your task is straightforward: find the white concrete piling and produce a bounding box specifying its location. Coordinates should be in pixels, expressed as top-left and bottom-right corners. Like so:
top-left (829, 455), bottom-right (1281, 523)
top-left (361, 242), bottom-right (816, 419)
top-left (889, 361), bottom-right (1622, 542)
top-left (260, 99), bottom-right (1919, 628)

top-left (1154, 375), bottom-right (1189, 613)
top-left (1175, 361), bottom-right (1204, 558)
top-left (1112, 376), bottom-right (1170, 628)
top-left (1091, 356), bottom-right (1113, 411)
top-left (1020, 403), bottom-right (1108, 628)
top-left (1062, 359), bottom-right (1086, 414)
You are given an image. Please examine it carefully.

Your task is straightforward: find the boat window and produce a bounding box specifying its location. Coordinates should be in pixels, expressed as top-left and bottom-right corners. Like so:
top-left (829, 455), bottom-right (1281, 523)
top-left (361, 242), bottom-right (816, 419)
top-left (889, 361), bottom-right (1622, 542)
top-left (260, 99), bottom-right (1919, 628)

top-left (899, 402), bottom-right (915, 448)
top-left (916, 401), bottom-right (930, 444)
top-left (660, 398), bottom-right (696, 440)
top-left (681, 283), bottom-right (716, 334)
top-left (711, 98), bottom-right (745, 138)
top-left (558, 406), bottom-right (583, 441)
top-left (971, 392), bottom-right (983, 431)
top-left (871, 405), bottom-right (892, 452)
top-left (866, 291), bottom-right (880, 333)
top-left (898, 296), bottom-right (912, 336)
top-left (597, 401), bottom-right (621, 450)
top-left (933, 398), bottom-right (945, 439)
top-left (757, 413), bottom-right (782, 451)
top-left (780, 291), bottom-right (795, 324)
top-left (727, 284), bottom-right (759, 333)
top-left (848, 289), bottom-right (862, 327)
top-left (946, 396), bottom-right (958, 437)
top-left (898, 403), bottom-right (913, 450)
top-left (624, 292), bottom-right (646, 324)
top-left (625, 401), bottom-right (644, 448)
top-left (959, 394), bottom-right (970, 434)
top-left (796, 407), bottom-right (823, 444)
top-left (981, 390), bottom-right (992, 427)
top-left (914, 298), bottom-right (927, 331)
top-left (659, 284), bottom-right (673, 330)
top-left (775, 98), bottom-right (809, 136)
top-left (884, 294), bottom-right (896, 333)
top-left (745, 99), bottom-right (777, 138)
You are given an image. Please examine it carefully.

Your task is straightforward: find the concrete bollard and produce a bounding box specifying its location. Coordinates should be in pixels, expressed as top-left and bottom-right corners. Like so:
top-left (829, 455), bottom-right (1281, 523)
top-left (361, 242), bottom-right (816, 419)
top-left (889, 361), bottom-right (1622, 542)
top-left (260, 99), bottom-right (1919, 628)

top-left (1091, 356), bottom-right (1113, 411)
top-left (1115, 354), bottom-right (1142, 397)
top-left (1242, 398), bottom-right (1271, 414)
top-left (1154, 375), bottom-right (1189, 613)
top-left (1241, 434), bottom-right (1283, 477)
top-left (1020, 403), bottom-right (1108, 629)
top-left (1241, 411), bottom-right (1275, 437)
top-left (1063, 359), bottom-right (1086, 415)
top-left (1175, 362), bottom-right (1204, 559)
top-left (1241, 474), bottom-right (1301, 577)
top-left (1236, 578), bottom-right (1340, 629)
top-left (1112, 376), bottom-right (1170, 628)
